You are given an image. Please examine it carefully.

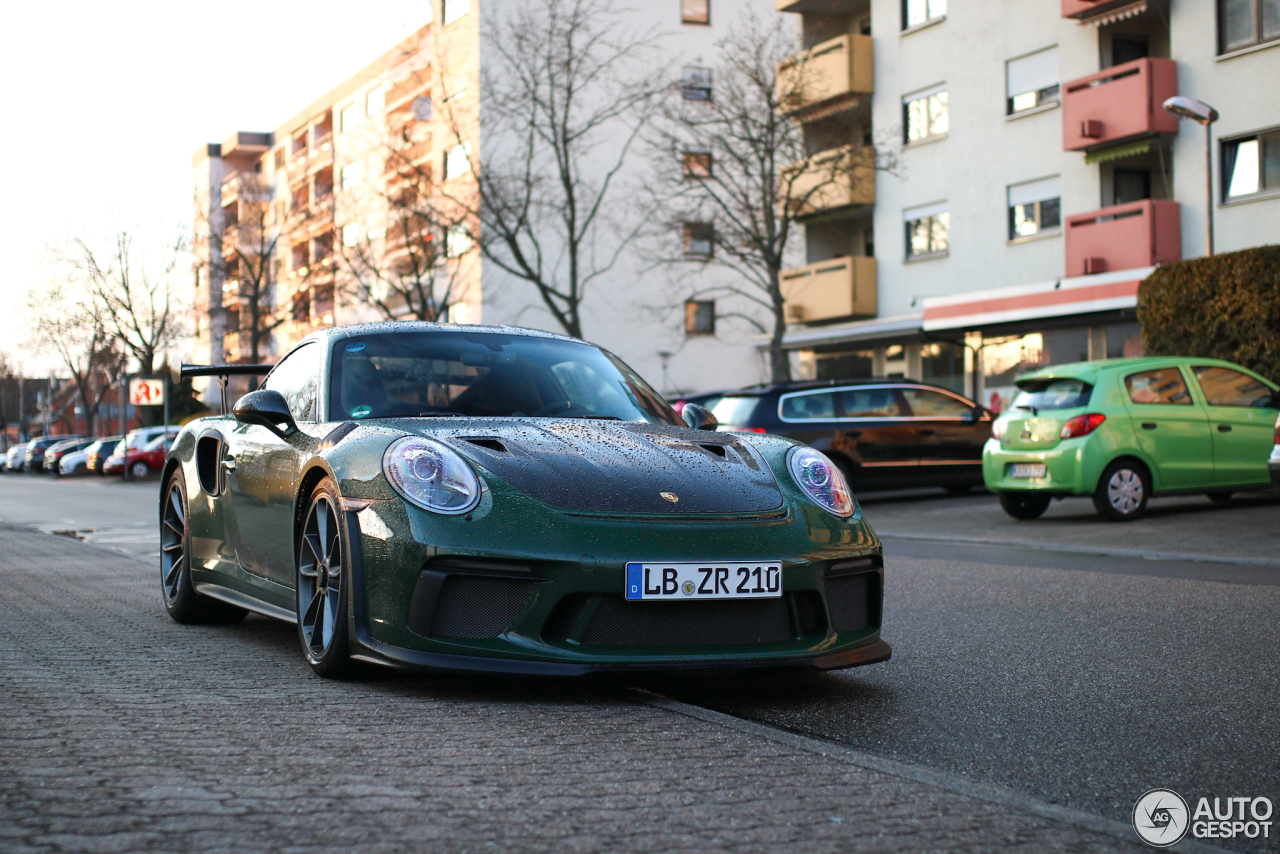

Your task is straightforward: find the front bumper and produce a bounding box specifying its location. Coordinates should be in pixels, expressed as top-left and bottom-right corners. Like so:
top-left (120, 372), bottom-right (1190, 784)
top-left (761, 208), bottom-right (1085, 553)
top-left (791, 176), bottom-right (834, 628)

top-left (982, 438), bottom-right (1089, 495)
top-left (340, 483), bottom-right (889, 674)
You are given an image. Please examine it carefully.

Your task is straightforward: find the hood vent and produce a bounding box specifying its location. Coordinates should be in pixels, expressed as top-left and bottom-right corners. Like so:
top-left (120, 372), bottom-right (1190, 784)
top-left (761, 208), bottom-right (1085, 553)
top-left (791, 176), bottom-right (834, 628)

top-left (463, 437), bottom-right (509, 453)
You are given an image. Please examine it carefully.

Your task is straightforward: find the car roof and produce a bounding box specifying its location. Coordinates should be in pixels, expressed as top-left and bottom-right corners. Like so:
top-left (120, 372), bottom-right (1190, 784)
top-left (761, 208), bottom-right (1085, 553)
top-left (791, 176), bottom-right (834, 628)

top-left (1016, 356), bottom-right (1277, 385)
top-left (302, 321), bottom-right (583, 348)
top-left (699, 378), bottom-right (967, 398)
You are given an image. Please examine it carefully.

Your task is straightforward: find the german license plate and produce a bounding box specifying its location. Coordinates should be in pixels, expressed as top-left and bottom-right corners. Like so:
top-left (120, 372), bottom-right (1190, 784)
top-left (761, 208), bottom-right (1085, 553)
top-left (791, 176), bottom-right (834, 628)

top-left (1010, 463), bottom-right (1047, 478)
top-left (624, 561), bottom-right (782, 601)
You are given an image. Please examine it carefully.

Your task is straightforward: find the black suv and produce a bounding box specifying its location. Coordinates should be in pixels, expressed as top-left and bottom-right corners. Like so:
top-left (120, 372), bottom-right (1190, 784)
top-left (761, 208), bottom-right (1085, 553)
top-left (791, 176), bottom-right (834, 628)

top-left (685, 379), bottom-right (992, 493)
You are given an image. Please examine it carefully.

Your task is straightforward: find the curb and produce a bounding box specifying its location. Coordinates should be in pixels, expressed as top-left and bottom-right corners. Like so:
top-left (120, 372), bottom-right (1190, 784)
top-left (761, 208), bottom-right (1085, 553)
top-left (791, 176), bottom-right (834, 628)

top-left (878, 532), bottom-right (1280, 568)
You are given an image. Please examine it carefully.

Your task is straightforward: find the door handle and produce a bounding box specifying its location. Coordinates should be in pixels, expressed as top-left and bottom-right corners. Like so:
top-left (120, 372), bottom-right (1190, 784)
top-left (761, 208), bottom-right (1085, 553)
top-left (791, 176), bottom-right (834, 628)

top-left (221, 457), bottom-right (237, 471)
top-left (1141, 422), bottom-right (1157, 430)
top-left (1217, 424), bottom-right (1232, 432)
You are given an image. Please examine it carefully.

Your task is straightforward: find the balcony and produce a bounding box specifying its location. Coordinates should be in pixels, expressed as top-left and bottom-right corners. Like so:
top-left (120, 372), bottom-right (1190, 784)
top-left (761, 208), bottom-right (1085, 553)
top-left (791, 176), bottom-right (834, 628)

top-left (1062, 0), bottom-right (1149, 19)
top-left (1064, 199), bottom-right (1180, 277)
top-left (1062, 58), bottom-right (1178, 151)
top-left (780, 256), bottom-right (876, 322)
top-left (776, 34), bottom-right (873, 114)
top-left (782, 145), bottom-right (875, 218)
top-left (775, 0), bottom-right (864, 11)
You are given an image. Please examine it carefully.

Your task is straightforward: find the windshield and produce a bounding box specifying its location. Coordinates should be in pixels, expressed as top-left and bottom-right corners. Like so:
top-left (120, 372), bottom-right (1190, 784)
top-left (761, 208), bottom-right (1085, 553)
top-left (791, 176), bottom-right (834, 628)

top-left (1011, 378), bottom-right (1093, 412)
top-left (328, 331), bottom-right (680, 425)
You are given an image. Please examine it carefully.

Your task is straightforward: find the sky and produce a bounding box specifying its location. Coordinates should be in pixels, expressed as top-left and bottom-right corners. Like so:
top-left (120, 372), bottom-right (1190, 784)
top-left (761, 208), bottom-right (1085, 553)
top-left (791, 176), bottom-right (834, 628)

top-left (0, 1), bottom-right (430, 374)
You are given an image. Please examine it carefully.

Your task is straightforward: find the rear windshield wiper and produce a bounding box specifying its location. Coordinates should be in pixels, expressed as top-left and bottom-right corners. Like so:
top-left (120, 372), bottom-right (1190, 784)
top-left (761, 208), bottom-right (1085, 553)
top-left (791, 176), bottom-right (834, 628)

top-left (1014, 404), bottom-right (1038, 416)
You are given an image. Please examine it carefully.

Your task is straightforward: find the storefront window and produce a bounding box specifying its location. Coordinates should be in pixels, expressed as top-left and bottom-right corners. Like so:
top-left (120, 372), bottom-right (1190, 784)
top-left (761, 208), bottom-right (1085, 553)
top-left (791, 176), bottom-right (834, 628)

top-left (1105, 323), bottom-right (1143, 358)
top-left (981, 329), bottom-right (1088, 414)
top-left (921, 341), bottom-right (964, 394)
top-left (816, 350), bottom-right (874, 380)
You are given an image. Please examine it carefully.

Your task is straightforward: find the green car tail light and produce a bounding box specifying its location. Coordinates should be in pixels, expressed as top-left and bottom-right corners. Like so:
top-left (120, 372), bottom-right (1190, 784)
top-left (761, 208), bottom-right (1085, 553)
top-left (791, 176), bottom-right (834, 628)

top-left (787, 447), bottom-right (854, 518)
top-left (1059, 413), bottom-right (1106, 439)
top-left (383, 436), bottom-right (482, 515)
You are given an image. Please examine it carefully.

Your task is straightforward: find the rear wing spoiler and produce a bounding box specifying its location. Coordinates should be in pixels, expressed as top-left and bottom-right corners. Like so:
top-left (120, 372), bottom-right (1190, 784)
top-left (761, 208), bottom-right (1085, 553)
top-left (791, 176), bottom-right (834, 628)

top-left (181, 364), bottom-right (273, 415)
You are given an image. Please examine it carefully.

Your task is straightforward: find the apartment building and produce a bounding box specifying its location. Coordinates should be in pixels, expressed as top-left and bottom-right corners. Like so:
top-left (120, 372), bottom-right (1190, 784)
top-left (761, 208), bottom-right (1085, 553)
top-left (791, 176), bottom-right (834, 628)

top-left (192, 0), bottom-right (782, 395)
top-left (773, 0), bottom-right (1280, 410)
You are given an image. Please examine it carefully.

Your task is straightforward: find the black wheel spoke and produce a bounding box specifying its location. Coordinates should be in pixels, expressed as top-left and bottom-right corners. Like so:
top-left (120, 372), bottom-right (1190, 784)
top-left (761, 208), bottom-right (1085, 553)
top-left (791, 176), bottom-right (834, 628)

top-left (161, 484), bottom-right (187, 602)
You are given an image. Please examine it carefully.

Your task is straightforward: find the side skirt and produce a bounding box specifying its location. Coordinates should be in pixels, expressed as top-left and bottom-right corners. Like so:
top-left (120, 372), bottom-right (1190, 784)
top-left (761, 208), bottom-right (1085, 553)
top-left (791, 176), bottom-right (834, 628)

top-left (194, 582), bottom-right (297, 624)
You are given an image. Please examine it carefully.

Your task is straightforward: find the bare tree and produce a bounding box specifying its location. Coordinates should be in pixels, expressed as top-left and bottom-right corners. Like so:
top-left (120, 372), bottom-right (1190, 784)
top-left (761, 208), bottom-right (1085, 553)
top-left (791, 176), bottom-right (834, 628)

top-left (337, 126), bottom-right (476, 322)
top-left (25, 286), bottom-right (125, 437)
top-left (644, 13), bottom-right (895, 383)
top-left (61, 231), bottom-right (183, 377)
top-left (437, 0), bottom-right (660, 338)
top-left (215, 173), bottom-right (286, 364)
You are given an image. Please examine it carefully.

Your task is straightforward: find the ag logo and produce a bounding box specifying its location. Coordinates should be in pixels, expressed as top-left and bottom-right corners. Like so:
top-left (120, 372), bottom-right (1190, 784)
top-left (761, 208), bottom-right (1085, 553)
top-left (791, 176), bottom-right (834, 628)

top-left (660, 491), bottom-right (679, 503)
top-left (1133, 788), bottom-right (1189, 847)
top-left (681, 581), bottom-right (694, 596)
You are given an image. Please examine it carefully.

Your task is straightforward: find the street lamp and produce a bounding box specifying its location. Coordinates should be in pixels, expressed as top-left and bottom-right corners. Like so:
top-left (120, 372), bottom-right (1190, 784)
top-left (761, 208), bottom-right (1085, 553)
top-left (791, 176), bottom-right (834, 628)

top-left (1162, 95), bottom-right (1219, 257)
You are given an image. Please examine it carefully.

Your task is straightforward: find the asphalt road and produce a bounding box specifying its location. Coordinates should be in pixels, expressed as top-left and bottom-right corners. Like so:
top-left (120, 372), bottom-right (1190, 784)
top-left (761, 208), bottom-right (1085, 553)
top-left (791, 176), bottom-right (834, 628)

top-left (1, 471), bottom-right (1276, 852)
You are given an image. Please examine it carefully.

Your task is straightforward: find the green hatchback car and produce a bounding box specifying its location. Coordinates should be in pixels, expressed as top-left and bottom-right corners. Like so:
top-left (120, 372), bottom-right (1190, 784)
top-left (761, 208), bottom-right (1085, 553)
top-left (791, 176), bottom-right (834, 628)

top-left (984, 357), bottom-right (1279, 521)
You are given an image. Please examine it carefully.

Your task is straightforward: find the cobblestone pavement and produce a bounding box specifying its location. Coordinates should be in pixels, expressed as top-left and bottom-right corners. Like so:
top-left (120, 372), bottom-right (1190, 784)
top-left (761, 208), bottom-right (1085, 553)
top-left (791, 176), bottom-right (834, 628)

top-left (0, 524), bottom-right (1162, 854)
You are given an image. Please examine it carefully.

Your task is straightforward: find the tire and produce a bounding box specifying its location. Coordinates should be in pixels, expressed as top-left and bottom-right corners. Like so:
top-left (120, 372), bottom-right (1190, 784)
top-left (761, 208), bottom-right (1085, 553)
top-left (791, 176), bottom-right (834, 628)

top-left (1092, 461), bottom-right (1150, 522)
top-left (130, 460), bottom-right (151, 479)
top-left (296, 477), bottom-right (352, 678)
top-left (161, 473), bottom-right (247, 624)
top-left (998, 492), bottom-right (1051, 520)
top-left (1207, 491), bottom-right (1234, 504)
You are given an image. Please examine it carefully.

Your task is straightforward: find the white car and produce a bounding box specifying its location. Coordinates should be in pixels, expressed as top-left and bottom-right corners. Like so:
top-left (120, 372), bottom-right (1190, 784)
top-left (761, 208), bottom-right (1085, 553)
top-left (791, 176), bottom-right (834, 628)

top-left (59, 446), bottom-right (93, 476)
top-left (4, 443), bottom-right (28, 472)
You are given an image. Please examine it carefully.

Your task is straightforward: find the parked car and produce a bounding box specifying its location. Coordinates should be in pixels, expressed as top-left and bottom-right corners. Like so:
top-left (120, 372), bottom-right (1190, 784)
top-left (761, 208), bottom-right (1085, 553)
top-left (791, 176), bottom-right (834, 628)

top-left (1270, 412), bottom-right (1280, 488)
top-left (60, 438), bottom-right (113, 477)
top-left (5, 442), bottom-right (29, 472)
top-left (685, 380), bottom-right (992, 493)
top-left (86, 437), bottom-right (122, 476)
top-left (46, 439), bottom-right (96, 477)
top-left (25, 436), bottom-right (83, 473)
top-left (123, 434), bottom-right (174, 478)
top-left (103, 426), bottom-right (179, 477)
top-left (162, 322), bottom-right (891, 678)
top-left (984, 357), bottom-right (1280, 522)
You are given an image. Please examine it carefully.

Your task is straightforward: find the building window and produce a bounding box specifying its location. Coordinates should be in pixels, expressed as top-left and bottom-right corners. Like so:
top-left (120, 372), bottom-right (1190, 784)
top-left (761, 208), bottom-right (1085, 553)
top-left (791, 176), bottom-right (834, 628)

top-left (1007, 176), bottom-right (1061, 240)
top-left (443, 143), bottom-right (472, 181)
top-left (685, 300), bottom-right (715, 335)
top-left (445, 224), bottom-right (474, 257)
top-left (342, 224), bottom-right (360, 247)
top-left (682, 0), bottom-right (710, 24)
top-left (903, 203), bottom-right (949, 259)
top-left (903, 86), bottom-right (947, 143)
top-left (682, 67), bottom-right (713, 101)
top-left (291, 290), bottom-right (311, 323)
top-left (366, 87), bottom-right (385, 117)
top-left (683, 150), bottom-right (713, 178)
top-left (683, 222), bottom-right (714, 257)
top-left (340, 102), bottom-right (362, 133)
top-left (1222, 128), bottom-right (1280, 199)
top-left (903, 0), bottom-right (946, 29)
top-left (1219, 0), bottom-right (1280, 53)
top-left (1006, 47), bottom-right (1059, 115)
top-left (443, 0), bottom-right (471, 26)
top-left (340, 162), bottom-right (362, 189)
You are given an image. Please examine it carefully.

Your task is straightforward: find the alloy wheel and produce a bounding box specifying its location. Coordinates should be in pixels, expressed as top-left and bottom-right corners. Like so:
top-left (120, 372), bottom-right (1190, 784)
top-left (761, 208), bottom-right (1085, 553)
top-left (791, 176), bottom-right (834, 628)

top-left (1106, 469), bottom-right (1144, 515)
top-left (161, 483), bottom-right (186, 602)
top-left (298, 496), bottom-right (343, 659)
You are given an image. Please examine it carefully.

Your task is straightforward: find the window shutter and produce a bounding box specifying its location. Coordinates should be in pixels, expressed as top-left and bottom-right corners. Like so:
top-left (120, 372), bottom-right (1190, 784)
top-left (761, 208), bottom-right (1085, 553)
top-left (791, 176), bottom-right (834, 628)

top-left (903, 200), bottom-right (948, 222)
top-left (1007, 176), bottom-right (1061, 207)
top-left (1006, 47), bottom-right (1059, 98)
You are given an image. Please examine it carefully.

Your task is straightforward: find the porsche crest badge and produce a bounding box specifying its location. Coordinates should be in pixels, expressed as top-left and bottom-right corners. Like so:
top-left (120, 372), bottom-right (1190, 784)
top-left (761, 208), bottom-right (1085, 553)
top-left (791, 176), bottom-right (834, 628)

top-left (660, 491), bottom-right (679, 503)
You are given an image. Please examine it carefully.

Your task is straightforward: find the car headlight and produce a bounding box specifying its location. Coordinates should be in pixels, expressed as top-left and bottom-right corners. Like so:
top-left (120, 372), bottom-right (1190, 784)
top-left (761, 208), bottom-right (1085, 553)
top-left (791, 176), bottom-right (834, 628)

top-left (382, 436), bottom-right (481, 515)
top-left (787, 447), bottom-right (854, 518)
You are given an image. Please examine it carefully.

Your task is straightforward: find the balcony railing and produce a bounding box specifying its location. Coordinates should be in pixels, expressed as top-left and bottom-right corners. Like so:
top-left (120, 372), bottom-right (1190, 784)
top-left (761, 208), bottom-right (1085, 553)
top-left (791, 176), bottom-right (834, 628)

top-left (1062, 58), bottom-right (1178, 151)
top-left (1064, 199), bottom-right (1180, 277)
top-left (781, 145), bottom-right (875, 218)
top-left (776, 34), bottom-right (873, 114)
top-left (780, 256), bottom-right (877, 322)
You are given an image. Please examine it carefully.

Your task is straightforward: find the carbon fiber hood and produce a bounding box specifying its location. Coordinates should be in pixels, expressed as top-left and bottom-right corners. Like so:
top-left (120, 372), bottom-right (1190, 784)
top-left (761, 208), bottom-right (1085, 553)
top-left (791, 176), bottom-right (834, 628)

top-left (411, 420), bottom-right (784, 514)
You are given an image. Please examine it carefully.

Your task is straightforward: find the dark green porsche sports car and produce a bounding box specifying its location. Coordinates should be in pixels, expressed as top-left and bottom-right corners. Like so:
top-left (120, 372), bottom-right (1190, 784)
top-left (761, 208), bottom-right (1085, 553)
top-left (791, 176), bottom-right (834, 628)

top-left (163, 323), bottom-right (889, 677)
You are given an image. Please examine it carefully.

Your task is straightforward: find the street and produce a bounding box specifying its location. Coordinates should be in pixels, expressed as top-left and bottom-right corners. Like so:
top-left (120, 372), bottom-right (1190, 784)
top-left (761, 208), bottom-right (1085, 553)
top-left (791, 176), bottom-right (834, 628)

top-left (1, 473), bottom-right (1276, 852)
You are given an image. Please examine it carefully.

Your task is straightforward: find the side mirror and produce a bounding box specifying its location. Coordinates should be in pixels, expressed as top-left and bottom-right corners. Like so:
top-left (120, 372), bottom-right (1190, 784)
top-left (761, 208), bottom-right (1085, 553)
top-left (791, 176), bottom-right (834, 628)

top-left (233, 389), bottom-right (297, 437)
top-left (681, 403), bottom-right (719, 431)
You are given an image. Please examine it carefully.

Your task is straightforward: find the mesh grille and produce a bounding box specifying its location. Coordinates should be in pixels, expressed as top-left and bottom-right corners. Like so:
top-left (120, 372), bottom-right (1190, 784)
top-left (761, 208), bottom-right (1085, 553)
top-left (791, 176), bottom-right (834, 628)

top-left (580, 597), bottom-right (793, 647)
top-left (429, 575), bottom-right (538, 639)
top-left (825, 573), bottom-right (870, 633)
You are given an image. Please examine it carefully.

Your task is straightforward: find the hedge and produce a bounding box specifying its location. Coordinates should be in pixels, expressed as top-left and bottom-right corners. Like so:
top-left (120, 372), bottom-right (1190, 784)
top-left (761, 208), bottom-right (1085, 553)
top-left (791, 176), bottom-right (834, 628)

top-left (1137, 245), bottom-right (1280, 384)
